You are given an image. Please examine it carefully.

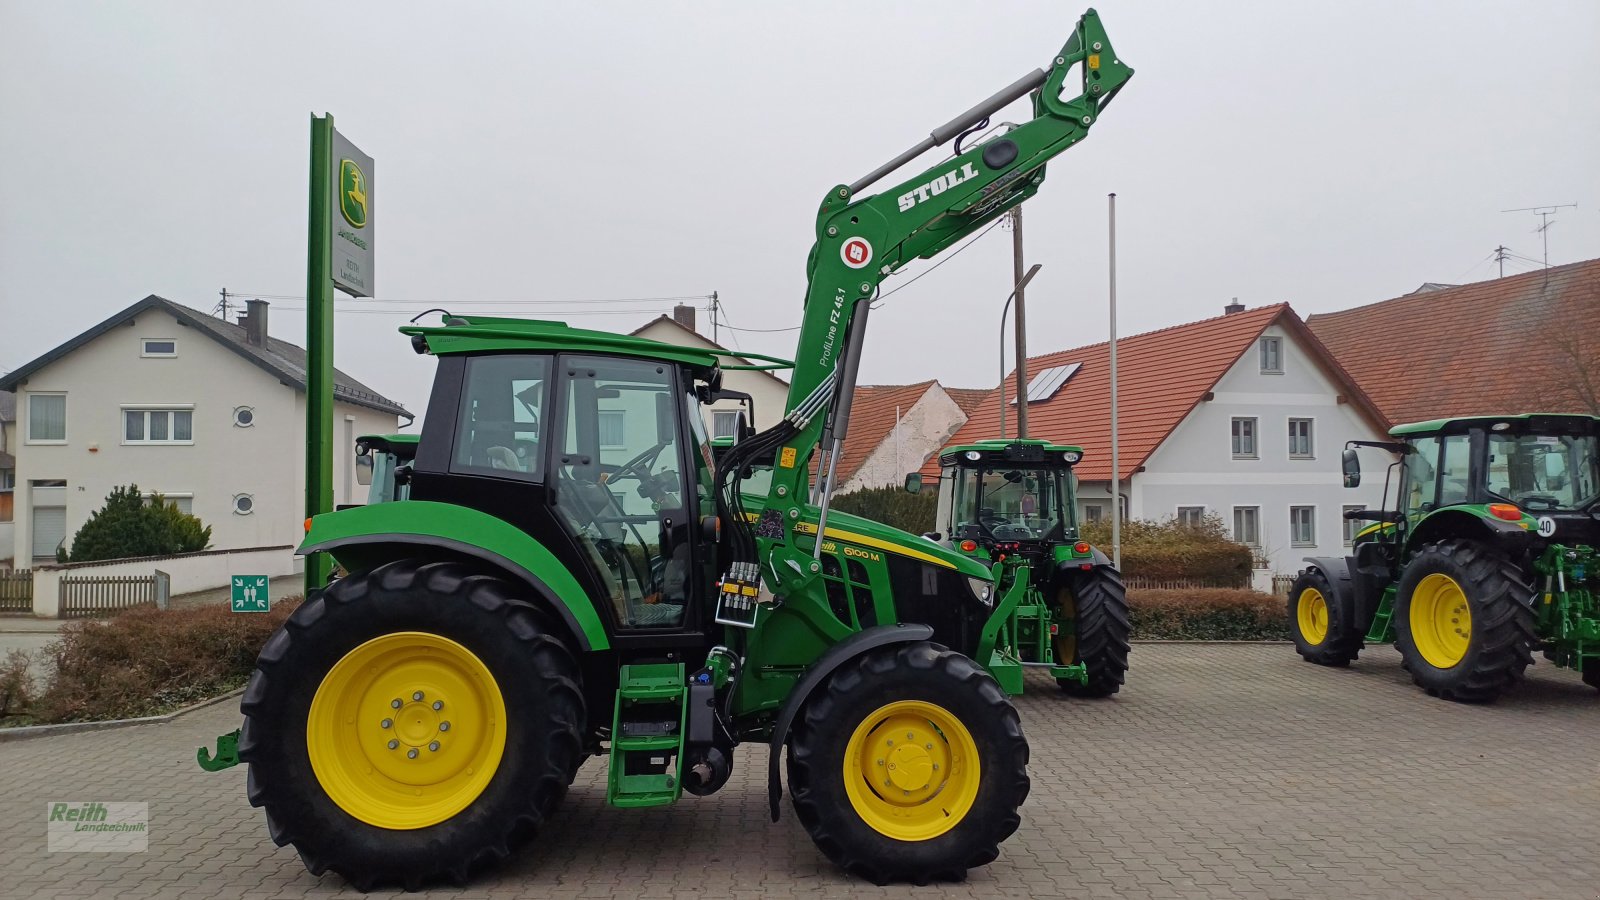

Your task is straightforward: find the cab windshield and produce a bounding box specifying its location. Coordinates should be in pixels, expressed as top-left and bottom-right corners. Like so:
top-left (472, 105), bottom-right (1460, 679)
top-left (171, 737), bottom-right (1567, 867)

top-left (952, 466), bottom-right (1072, 542)
top-left (1486, 432), bottom-right (1600, 511)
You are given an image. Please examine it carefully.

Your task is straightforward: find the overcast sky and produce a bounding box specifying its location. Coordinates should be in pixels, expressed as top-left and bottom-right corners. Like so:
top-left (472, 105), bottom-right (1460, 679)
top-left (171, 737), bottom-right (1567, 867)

top-left (3, 1), bottom-right (1596, 419)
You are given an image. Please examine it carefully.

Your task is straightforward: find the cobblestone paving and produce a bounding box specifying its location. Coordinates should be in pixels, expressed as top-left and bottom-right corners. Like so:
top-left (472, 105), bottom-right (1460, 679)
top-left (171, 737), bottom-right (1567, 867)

top-left (1, 644), bottom-right (1596, 899)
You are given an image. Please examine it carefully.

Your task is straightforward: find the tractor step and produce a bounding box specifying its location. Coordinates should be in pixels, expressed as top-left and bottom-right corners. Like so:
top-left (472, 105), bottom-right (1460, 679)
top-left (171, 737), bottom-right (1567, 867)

top-left (607, 663), bottom-right (687, 809)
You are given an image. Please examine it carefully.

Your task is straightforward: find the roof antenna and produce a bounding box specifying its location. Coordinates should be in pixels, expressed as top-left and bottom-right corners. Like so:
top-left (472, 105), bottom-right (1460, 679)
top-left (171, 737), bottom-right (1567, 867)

top-left (1502, 203), bottom-right (1577, 270)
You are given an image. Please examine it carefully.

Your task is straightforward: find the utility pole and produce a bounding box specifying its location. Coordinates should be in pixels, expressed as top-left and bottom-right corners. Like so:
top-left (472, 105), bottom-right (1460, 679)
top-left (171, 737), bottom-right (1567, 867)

top-left (1493, 246), bottom-right (1508, 278)
top-left (218, 287), bottom-right (231, 320)
top-left (1503, 203), bottom-right (1578, 269)
top-left (1010, 206), bottom-right (1029, 438)
top-left (709, 290), bottom-right (720, 343)
top-left (1108, 193), bottom-right (1121, 571)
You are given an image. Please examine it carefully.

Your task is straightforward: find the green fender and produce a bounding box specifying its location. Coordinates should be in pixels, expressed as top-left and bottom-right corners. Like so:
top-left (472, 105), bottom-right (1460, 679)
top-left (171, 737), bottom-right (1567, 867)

top-left (299, 500), bottom-right (610, 651)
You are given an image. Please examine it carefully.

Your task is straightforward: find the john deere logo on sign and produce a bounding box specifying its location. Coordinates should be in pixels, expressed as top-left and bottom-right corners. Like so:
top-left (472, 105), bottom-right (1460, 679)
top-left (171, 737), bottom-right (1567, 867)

top-left (339, 159), bottom-right (368, 228)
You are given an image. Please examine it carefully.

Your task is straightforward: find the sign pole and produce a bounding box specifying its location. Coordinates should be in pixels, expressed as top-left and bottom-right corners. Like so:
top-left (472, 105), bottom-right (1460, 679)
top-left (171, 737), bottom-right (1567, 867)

top-left (305, 114), bottom-right (336, 592)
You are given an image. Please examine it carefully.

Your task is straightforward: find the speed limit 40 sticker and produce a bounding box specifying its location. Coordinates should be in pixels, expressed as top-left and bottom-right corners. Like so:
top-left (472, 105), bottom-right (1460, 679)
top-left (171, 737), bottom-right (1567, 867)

top-left (1537, 516), bottom-right (1557, 538)
top-left (840, 236), bottom-right (873, 269)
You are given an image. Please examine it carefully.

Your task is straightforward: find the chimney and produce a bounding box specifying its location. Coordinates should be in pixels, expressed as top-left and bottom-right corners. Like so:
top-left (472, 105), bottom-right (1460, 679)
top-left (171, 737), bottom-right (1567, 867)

top-left (672, 303), bottom-right (696, 333)
top-left (1223, 297), bottom-right (1245, 315)
top-left (238, 299), bottom-right (269, 347)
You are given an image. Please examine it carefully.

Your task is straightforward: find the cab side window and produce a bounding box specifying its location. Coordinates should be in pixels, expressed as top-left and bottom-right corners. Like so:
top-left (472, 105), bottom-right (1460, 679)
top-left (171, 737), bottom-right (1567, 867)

top-left (451, 355), bottom-right (550, 481)
top-left (1438, 435), bottom-right (1471, 507)
top-left (1403, 436), bottom-right (1440, 516)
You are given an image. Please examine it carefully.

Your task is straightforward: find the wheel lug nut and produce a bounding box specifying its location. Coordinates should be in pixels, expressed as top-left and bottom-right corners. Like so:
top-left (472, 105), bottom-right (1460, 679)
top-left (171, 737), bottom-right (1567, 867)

top-left (429, 741), bottom-right (440, 752)
top-left (413, 691), bottom-right (425, 701)
top-left (907, 732), bottom-right (914, 740)
top-left (381, 718), bottom-right (393, 729)
top-left (877, 759), bottom-right (884, 766)
top-left (387, 740), bottom-right (399, 750)
top-left (407, 748), bottom-right (419, 759)
top-left (391, 699), bottom-right (402, 709)
top-left (933, 764), bottom-right (940, 771)
top-left (926, 743), bottom-right (933, 750)
top-left (886, 740), bottom-right (893, 746)
top-left (432, 700), bottom-right (443, 711)
top-left (439, 722), bottom-right (451, 732)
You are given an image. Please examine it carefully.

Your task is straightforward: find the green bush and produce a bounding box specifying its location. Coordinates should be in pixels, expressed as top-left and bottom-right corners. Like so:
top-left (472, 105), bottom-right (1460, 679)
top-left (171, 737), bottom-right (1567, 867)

top-left (830, 485), bottom-right (936, 535)
top-left (1080, 513), bottom-right (1252, 585)
top-left (1128, 588), bottom-right (1287, 641)
top-left (0, 599), bottom-right (300, 726)
top-left (65, 484), bottom-right (212, 562)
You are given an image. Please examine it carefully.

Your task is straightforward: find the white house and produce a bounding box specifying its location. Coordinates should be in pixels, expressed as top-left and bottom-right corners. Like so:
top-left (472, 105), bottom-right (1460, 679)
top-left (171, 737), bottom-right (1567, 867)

top-left (926, 303), bottom-right (1394, 585)
top-left (631, 306), bottom-right (790, 438)
top-left (0, 391), bottom-right (15, 563)
top-left (830, 381), bottom-right (983, 494)
top-left (0, 296), bottom-right (409, 563)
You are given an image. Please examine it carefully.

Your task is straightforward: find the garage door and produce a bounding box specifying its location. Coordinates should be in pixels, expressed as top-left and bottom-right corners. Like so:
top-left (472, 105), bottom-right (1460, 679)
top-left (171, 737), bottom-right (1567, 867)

top-left (32, 506), bottom-right (65, 560)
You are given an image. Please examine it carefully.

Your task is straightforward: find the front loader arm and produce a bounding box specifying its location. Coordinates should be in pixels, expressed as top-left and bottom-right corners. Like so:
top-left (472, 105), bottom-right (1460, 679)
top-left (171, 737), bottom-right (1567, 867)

top-left (717, 8), bottom-right (1132, 600)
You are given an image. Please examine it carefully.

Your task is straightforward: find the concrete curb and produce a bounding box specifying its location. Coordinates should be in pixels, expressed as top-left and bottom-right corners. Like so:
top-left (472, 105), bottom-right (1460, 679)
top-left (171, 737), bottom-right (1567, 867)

top-left (0, 687), bottom-right (243, 743)
top-left (1131, 639), bottom-right (1292, 644)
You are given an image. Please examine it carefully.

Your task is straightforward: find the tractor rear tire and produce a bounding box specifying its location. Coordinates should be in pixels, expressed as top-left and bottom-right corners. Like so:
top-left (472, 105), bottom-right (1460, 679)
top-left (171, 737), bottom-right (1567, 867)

top-left (787, 641), bottom-right (1029, 885)
top-left (1393, 540), bottom-right (1536, 703)
top-left (1287, 568), bottom-right (1363, 666)
top-left (1055, 566), bottom-right (1131, 697)
top-left (1584, 663), bottom-right (1600, 694)
top-left (238, 560), bottom-right (586, 890)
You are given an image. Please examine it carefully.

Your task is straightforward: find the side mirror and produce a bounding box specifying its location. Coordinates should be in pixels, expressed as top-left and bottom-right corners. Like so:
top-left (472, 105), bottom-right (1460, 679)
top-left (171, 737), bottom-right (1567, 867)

top-left (1341, 448), bottom-right (1361, 488)
top-left (356, 452), bottom-right (374, 486)
top-left (903, 473), bottom-right (923, 494)
top-left (738, 412), bottom-right (755, 441)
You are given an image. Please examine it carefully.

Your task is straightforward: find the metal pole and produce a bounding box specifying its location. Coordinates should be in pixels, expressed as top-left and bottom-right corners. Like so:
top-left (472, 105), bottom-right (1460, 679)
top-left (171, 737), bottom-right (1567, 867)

top-left (1108, 193), bottom-right (1121, 570)
top-left (1011, 207), bottom-right (1029, 438)
top-left (999, 296), bottom-right (1012, 439)
top-left (305, 114), bottom-right (336, 592)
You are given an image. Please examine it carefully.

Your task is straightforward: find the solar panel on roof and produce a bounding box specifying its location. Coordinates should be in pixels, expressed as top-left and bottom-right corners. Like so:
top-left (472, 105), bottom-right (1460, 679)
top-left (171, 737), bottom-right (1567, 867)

top-left (1011, 363), bottom-right (1080, 404)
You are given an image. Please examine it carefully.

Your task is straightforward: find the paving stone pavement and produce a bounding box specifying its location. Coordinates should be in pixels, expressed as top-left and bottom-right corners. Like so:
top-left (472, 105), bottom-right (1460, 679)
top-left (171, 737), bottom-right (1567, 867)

top-left (1, 644), bottom-right (1596, 899)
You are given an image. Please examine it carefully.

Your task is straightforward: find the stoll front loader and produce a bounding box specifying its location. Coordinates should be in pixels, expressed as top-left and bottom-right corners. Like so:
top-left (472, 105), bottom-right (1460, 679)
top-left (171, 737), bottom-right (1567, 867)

top-left (199, 12), bottom-right (1133, 889)
top-left (1288, 414), bottom-right (1600, 702)
top-left (909, 439), bottom-right (1129, 697)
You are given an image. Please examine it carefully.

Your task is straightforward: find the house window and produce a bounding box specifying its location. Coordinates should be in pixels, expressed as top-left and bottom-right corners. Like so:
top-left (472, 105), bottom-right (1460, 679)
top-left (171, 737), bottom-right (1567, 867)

top-left (1290, 505), bottom-right (1316, 547)
top-left (712, 410), bottom-right (740, 439)
top-left (141, 339), bottom-right (177, 358)
top-left (1082, 504), bottom-right (1104, 524)
top-left (1177, 506), bottom-right (1206, 528)
top-left (124, 407), bottom-right (194, 445)
top-left (1233, 506), bottom-right (1260, 546)
top-left (1288, 418), bottom-right (1314, 458)
top-left (142, 493), bottom-right (194, 515)
top-left (233, 407), bottom-right (255, 427)
top-left (1231, 417), bottom-right (1257, 458)
top-left (1260, 336), bottom-right (1283, 373)
top-left (233, 494), bottom-right (255, 515)
top-left (1343, 504), bottom-right (1364, 545)
top-left (27, 393), bottom-right (67, 443)
top-left (1, 470), bottom-right (14, 491)
top-left (598, 410), bottom-right (626, 449)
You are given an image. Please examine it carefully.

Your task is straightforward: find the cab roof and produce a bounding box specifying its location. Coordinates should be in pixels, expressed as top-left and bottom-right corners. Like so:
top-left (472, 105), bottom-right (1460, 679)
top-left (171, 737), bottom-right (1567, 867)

top-left (401, 315), bottom-right (722, 374)
top-left (944, 438), bottom-right (1084, 455)
top-left (1391, 413), bottom-right (1600, 437)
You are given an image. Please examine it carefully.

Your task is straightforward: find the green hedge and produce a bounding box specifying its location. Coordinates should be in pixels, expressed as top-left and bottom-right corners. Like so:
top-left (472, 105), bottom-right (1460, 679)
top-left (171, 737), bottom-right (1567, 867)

top-left (1128, 589), bottom-right (1288, 641)
top-left (1081, 514), bottom-right (1252, 585)
top-left (829, 485), bottom-right (936, 535)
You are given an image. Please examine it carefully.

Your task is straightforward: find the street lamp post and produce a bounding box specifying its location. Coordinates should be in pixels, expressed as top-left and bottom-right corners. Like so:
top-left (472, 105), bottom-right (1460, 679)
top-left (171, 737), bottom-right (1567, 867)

top-left (997, 263), bottom-right (1043, 438)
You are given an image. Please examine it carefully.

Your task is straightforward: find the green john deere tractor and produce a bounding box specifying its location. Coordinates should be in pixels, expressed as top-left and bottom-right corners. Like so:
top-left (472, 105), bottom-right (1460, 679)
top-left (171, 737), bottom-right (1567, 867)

top-left (198, 12), bottom-right (1135, 890)
top-left (1289, 413), bottom-right (1600, 702)
top-left (909, 439), bottom-right (1129, 697)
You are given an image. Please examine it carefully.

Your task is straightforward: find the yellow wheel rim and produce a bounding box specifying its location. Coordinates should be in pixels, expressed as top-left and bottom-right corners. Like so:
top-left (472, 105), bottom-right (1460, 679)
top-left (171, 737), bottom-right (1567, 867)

top-left (842, 700), bottom-right (981, 842)
top-left (307, 632), bottom-right (507, 830)
top-left (1053, 589), bottom-right (1079, 665)
top-left (1409, 573), bottom-right (1472, 669)
top-left (1297, 588), bottom-right (1329, 646)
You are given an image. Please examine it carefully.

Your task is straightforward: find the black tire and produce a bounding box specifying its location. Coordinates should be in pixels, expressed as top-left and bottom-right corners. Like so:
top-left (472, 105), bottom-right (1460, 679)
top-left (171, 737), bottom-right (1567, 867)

top-left (238, 560), bottom-right (586, 890)
top-left (1393, 540), bottom-right (1536, 703)
top-left (1583, 662), bottom-right (1600, 694)
top-left (1287, 568), bottom-right (1363, 666)
top-left (1054, 566), bottom-right (1131, 697)
top-left (787, 642), bottom-right (1029, 885)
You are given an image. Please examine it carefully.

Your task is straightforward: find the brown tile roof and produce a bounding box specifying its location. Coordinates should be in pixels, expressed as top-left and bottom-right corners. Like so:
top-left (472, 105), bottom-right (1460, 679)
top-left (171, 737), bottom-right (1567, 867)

top-left (828, 381), bottom-right (938, 484)
top-left (1306, 258), bottom-right (1600, 425)
top-left (922, 304), bottom-right (1384, 482)
top-left (943, 387), bottom-right (992, 418)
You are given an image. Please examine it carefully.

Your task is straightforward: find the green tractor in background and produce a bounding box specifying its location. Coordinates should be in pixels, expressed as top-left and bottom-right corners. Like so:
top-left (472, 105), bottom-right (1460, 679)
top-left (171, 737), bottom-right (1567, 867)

top-left (1289, 414), bottom-right (1600, 702)
top-left (910, 439), bottom-right (1130, 697)
top-left (353, 433), bottom-right (418, 504)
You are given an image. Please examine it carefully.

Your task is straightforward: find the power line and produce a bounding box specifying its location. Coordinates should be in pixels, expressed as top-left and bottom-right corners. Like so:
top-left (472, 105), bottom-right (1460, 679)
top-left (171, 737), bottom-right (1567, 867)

top-left (878, 216), bottom-right (1006, 302)
top-left (231, 290), bottom-right (713, 307)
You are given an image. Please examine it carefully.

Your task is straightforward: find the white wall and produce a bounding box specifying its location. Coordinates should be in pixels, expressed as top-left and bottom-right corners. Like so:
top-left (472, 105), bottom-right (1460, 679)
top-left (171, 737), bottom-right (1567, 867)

top-left (632, 319), bottom-right (790, 434)
top-left (30, 544), bottom-right (299, 617)
top-left (1133, 323), bottom-right (1390, 576)
top-left (843, 386), bottom-right (968, 492)
top-left (11, 306), bottom-right (401, 561)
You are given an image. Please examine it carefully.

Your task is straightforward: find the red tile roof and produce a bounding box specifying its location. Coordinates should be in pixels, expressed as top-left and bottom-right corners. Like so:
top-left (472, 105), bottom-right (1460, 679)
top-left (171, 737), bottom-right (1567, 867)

top-left (1306, 258), bottom-right (1600, 425)
top-left (829, 381), bottom-right (939, 484)
top-left (922, 304), bottom-right (1384, 482)
top-left (944, 387), bottom-right (992, 418)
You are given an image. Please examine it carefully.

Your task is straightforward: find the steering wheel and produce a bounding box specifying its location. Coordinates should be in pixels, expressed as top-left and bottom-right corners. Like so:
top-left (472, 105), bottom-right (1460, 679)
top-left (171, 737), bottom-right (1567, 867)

top-left (608, 441), bottom-right (675, 503)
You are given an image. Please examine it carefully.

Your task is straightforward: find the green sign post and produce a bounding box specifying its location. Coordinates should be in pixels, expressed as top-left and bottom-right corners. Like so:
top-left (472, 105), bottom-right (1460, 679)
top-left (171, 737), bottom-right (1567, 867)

top-left (231, 576), bottom-right (271, 613)
top-left (305, 113), bottom-right (374, 593)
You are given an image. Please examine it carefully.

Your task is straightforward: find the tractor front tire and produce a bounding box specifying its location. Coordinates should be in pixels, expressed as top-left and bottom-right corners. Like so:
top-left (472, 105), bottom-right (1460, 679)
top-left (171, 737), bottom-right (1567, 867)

top-left (1393, 540), bottom-right (1536, 703)
top-left (238, 560), bottom-right (586, 890)
top-left (1287, 568), bottom-right (1362, 666)
top-left (1055, 566), bottom-right (1131, 697)
top-left (1583, 662), bottom-right (1600, 694)
top-left (787, 641), bottom-right (1029, 885)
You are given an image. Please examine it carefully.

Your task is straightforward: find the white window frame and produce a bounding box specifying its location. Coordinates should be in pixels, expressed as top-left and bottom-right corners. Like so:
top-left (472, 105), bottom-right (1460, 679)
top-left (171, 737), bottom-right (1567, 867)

top-left (711, 410), bottom-right (740, 439)
top-left (140, 338), bottom-right (178, 358)
top-left (1176, 506), bottom-right (1206, 528)
top-left (1259, 336), bottom-right (1283, 374)
top-left (1290, 505), bottom-right (1316, 548)
top-left (142, 492), bottom-right (194, 515)
top-left (1231, 416), bottom-right (1258, 459)
top-left (26, 392), bottom-right (67, 445)
top-left (1343, 504), bottom-right (1364, 546)
top-left (597, 410), bottom-right (626, 450)
top-left (1082, 503), bottom-right (1105, 524)
top-left (1288, 417), bottom-right (1315, 459)
top-left (1232, 505), bottom-right (1260, 547)
top-left (122, 404), bottom-right (196, 446)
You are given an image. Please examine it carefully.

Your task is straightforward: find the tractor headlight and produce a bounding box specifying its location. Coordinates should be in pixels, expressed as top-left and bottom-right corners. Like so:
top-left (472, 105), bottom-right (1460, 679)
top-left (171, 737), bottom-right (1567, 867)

top-left (964, 451), bottom-right (982, 461)
top-left (1063, 451), bottom-right (1082, 463)
top-left (966, 575), bottom-right (994, 607)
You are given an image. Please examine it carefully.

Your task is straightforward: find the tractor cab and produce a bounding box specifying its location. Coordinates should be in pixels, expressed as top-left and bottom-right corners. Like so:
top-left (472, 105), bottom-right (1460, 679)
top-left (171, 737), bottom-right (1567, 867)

top-left (920, 439), bottom-right (1089, 565)
top-left (353, 433), bottom-right (419, 504)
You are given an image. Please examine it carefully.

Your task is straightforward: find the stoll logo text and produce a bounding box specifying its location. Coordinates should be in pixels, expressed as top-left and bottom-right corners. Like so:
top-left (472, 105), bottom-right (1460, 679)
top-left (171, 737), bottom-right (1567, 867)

top-left (46, 801), bottom-right (148, 852)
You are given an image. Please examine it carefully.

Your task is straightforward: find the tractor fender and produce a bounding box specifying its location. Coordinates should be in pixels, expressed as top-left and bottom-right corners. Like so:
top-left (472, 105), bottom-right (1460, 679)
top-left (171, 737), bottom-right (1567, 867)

top-left (299, 500), bottom-right (610, 651)
top-left (1054, 545), bottom-right (1116, 580)
top-left (1405, 509), bottom-right (1535, 558)
top-left (766, 623), bottom-right (935, 822)
top-left (1300, 555), bottom-right (1359, 619)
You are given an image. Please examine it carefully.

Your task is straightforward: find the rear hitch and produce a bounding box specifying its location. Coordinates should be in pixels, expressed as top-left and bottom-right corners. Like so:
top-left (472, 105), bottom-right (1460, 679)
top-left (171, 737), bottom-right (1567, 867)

top-left (197, 729), bottom-right (241, 772)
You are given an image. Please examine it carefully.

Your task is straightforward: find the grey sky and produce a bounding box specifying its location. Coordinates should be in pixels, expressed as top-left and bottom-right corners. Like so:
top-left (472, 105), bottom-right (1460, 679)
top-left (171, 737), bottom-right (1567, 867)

top-left (3, 1), bottom-right (1596, 420)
